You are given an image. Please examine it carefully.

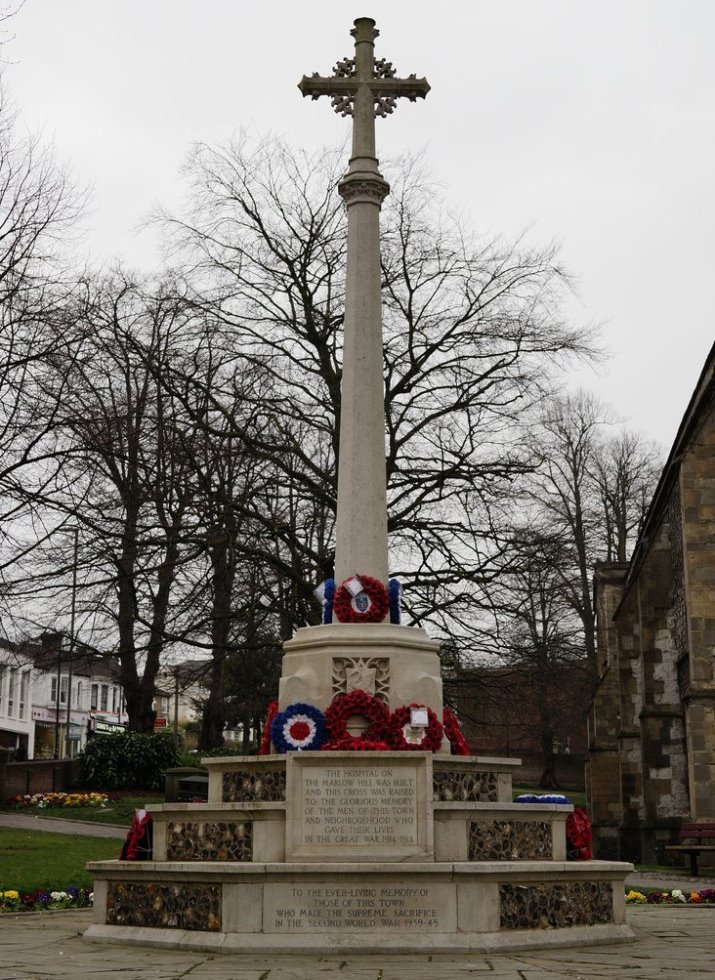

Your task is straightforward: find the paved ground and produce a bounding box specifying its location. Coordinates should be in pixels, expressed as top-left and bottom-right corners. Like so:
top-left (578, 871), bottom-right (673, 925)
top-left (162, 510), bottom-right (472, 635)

top-left (1, 907), bottom-right (715, 980)
top-left (4, 812), bottom-right (715, 978)
top-left (0, 812), bottom-right (128, 839)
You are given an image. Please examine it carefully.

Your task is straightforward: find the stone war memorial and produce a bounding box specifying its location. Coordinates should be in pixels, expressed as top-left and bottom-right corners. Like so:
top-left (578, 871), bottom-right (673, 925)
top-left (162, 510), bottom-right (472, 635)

top-left (85, 18), bottom-right (634, 953)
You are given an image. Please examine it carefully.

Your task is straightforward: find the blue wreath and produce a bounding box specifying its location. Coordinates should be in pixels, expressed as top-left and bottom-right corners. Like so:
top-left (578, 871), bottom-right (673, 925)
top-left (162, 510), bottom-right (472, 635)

top-left (270, 702), bottom-right (327, 753)
top-left (388, 578), bottom-right (401, 624)
top-left (322, 578), bottom-right (335, 624)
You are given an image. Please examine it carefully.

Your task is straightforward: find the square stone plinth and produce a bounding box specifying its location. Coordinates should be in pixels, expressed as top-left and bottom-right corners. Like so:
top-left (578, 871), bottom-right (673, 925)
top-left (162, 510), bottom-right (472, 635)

top-left (285, 751), bottom-right (432, 862)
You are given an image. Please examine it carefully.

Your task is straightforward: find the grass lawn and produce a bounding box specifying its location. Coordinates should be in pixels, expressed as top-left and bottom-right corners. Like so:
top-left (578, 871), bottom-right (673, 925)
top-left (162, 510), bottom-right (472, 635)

top-left (0, 828), bottom-right (119, 893)
top-left (2, 793), bottom-right (163, 827)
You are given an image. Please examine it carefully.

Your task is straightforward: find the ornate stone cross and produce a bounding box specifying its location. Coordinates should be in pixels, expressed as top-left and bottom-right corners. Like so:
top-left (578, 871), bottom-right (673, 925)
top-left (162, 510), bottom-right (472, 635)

top-left (299, 17), bottom-right (429, 178)
top-left (299, 18), bottom-right (429, 595)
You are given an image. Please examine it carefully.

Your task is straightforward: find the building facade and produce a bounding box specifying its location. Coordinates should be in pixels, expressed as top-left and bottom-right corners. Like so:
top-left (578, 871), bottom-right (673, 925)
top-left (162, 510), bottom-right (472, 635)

top-left (587, 342), bottom-right (715, 862)
top-left (0, 643), bottom-right (35, 758)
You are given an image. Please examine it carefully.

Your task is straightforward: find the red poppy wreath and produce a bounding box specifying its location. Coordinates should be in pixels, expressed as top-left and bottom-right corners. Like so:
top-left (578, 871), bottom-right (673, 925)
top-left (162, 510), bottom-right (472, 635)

top-left (442, 706), bottom-right (471, 756)
top-left (324, 689), bottom-right (390, 745)
top-left (332, 575), bottom-right (389, 624)
top-left (387, 703), bottom-right (444, 752)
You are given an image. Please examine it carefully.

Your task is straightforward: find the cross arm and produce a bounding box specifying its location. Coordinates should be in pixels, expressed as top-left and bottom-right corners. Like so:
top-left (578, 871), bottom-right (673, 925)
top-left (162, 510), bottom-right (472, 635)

top-left (372, 76), bottom-right (430, 101)
top-left (298, 75), bottom-right (357, 100)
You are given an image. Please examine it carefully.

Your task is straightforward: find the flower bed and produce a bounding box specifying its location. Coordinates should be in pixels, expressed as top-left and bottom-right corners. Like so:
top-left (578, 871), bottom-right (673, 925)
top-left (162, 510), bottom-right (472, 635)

top-left (626, 887), bottom-right (715, 905)
top-left (0, 887), bottom-right (93, 912)
top-left (7, 791), bottom-right (110, 809)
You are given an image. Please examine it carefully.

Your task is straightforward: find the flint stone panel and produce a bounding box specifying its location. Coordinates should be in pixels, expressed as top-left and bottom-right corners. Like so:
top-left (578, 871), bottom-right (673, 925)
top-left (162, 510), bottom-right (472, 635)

top-left (433, 769), bottom-right (498, 802)
top-left (223, 769), bottom-right (286, 802)
top-left (469, 819), bottom-right (552, 860)
top-left (166, 820), bottom-right (252, 862)
top-left (106, 882), bottom-right (221, 931)
top-left (499, 881), bottom-right (613, 929)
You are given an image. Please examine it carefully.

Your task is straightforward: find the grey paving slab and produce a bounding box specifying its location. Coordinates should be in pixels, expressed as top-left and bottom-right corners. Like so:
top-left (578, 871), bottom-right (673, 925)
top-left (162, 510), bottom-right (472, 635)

top-left (0, 811), bottom-right (129, 838)
top-left (1, 907), bottom-right (715, 980)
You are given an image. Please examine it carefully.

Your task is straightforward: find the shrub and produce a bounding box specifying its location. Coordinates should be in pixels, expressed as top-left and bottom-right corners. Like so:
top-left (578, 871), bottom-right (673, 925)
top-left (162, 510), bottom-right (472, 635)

top-left (79, 731), bottom-right (181, 791)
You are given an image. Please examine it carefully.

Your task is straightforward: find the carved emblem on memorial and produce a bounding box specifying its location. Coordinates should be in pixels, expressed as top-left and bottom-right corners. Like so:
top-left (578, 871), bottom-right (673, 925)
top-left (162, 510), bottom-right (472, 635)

top-left (332, 656), bottom-right (389, 700)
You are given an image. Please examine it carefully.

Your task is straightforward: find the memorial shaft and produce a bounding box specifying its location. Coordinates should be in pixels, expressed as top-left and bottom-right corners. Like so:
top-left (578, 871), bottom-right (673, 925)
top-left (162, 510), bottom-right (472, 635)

top-left (299, 17), bottom-right (429, 588)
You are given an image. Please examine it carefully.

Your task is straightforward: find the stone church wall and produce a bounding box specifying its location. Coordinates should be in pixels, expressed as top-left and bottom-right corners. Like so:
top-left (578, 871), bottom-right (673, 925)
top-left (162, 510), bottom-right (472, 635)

top-left (587, 361), bottom-right (715, 865)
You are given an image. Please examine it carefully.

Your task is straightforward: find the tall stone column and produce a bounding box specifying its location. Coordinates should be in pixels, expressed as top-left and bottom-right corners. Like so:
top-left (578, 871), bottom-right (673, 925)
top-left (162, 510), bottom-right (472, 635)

top-left (334, 139), bottom-right (389, 583)
top-left (280, 20), bottom-right (442, 722)
top-left (299, 17), bottom-right (429, 589)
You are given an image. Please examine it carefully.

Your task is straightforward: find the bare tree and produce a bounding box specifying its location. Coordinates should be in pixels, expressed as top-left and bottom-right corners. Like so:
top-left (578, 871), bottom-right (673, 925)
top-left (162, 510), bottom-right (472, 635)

top-left (30, 272), bottom-right (202, 731)
top-left (528, 391), bottom-right (661, 674)
top-left (0, 79), bottom-right (83, 587)
top-left (160, 136), bottom-right (597, 647)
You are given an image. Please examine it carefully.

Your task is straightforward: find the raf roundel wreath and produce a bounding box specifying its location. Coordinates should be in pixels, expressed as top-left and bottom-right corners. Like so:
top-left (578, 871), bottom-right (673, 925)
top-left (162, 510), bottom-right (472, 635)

top-left (325, 689), bottom-right (390, 744)
top-left (270, 702), bottom-right (327, 753)
top-left (333, 575), bottom-right (389, 624)
top-left (387, 703), bottom-right (444, 752)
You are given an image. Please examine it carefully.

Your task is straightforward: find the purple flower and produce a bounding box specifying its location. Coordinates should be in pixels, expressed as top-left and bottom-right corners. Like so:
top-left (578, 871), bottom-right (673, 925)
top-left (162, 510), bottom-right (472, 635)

top-left (66, 886), bottom-right (79, 902)
top-left (35, 891), bottom-right (50, 907)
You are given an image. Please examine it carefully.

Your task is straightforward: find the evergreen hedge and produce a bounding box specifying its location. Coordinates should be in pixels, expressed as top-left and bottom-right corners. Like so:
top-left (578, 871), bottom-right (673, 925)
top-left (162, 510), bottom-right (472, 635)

top-left (79, 730), bottom-right (181, 791)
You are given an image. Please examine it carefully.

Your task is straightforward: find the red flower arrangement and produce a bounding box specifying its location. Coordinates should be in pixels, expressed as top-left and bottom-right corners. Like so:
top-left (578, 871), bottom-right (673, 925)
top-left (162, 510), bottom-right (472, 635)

top-left (333, 575), bottom-right (389, 624)
top-left (442, 706), bottom-right (471, 756)
top-left (322, 735), bottom-right (391, 752)
top-left (324, 689), bottom-right (390, 746)
top-left (387, 703), bottom-right (444, 752)
top-left (259, 700), bottom-right (279, 755)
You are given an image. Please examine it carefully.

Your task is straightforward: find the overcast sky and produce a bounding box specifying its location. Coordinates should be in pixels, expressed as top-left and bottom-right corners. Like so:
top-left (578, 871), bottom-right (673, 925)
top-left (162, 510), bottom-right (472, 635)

top-left (6, 0), bottom-right (714, 451)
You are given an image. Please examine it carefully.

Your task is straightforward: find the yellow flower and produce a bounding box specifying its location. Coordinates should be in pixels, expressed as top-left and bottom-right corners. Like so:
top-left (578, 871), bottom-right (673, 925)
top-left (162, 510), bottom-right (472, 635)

top-left (3, 890), bottom-right (19, 899)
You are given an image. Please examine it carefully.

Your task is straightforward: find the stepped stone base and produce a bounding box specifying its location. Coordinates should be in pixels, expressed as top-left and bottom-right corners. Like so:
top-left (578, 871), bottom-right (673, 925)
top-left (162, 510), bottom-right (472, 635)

top-left (85, 751), bottom-right (634, 954)
top-left (84, 861), bottom-right (633, 953)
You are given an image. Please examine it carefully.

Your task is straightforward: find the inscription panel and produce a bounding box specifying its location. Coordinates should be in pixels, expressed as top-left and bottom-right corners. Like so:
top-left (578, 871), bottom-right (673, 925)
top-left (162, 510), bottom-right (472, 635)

top-left (285, 755), bottom-right (430, 860)
top-left (300, 764), bottom-right (418, 848)
top-left (264, 882), bottom-right (453, 933)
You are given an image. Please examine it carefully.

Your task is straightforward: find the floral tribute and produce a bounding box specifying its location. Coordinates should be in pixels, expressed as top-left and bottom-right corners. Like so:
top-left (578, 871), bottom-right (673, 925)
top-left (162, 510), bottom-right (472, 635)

top-left (263, 694), bottom-right (453, 755)
top-left (258, 700), bottom-right (279, 755)
top-left (270, 702), bottom-right (327, 753)
top-left (7, 791), bottom-right (110, 809)
top-left (442, 707), bottom-right (471, 756)
top-left (626, 887), bottom-right (715, 905)
top-left (0, 887), bottom-right (93, 913)
top-left (322, 578), bottom-right (336, 624)
top-left (324, 689), bottom-right (390, 749)
top-left (333, 575), bottom-right (389, 624)
top-left (388, 578), bottom-right (401, 624)
top-left (387, 703), bottom-right (444, 752)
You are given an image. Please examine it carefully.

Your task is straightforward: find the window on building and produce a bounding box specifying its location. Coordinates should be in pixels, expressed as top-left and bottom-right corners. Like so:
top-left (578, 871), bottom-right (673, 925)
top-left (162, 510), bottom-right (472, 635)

top-left (7, 668), bottom-right (16, 717)
top-left (0, 667), bottom-right (4, 716)
top-left (112, 687), bottom-right (118, 713)
top-left (19, 672), bottom-right (29, 719)
top-left (76, 681), bottom-right (82, 707)
top-left (90, 684), bottom-right (98, 710)
top-left (100, 685), bottom-right (108, 711)
top-left (60, 675), bottom-right (69, 705)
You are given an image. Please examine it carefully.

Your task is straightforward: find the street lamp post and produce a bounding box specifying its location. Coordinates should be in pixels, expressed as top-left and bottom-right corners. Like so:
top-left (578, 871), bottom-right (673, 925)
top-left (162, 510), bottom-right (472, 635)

top-left (64, 527), bottom-right (79, 757)
top-left (53, 635), bottom-right (62, 759)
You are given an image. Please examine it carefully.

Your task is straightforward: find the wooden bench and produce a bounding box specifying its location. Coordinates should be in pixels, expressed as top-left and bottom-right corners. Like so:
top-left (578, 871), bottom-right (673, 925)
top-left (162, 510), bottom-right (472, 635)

top-left (664, 823), bottom-right (715, 876)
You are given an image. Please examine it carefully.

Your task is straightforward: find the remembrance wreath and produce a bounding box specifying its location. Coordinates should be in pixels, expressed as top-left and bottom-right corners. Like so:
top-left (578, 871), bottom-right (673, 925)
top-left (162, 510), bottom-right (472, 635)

top-left (333, 575), bottom-right (389, 624)
top-left (442, 706), bottom-right (471, 756)
top-left (259, 700), bottom-right (279, 755)
top-left (387, 703), bottom-right (444, 752)
top-left (324, 689), bottom-right (390, 746)
top-left (270, 702), bottom-right (327, 753)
